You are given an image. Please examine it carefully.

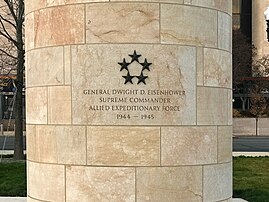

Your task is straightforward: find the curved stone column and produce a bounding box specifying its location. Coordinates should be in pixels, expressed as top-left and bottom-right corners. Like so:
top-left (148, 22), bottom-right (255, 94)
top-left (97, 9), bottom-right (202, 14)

top-left (253, 0), bottom-right (269, 56)
top-left (25, 0), bottom-right (232, 201)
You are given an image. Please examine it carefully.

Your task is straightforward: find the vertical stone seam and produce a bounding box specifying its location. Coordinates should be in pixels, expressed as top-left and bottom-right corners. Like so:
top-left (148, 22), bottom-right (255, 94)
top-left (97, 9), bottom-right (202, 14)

top-left (201, 47), bottom-right (204, 86)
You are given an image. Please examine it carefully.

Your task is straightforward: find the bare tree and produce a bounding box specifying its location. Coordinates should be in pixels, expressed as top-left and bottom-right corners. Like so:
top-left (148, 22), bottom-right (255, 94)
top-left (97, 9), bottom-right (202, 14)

top-left (232, 29), bottom-right (253, 111)
top-left (0, 0), bottom-right (24, 160)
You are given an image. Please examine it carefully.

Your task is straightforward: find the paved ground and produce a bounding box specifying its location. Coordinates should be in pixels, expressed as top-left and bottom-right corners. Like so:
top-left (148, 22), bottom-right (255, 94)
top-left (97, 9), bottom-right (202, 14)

top-left (233, 136), bottom-right (269, 152)
top-left (0, 136), bottom-right (26, 150)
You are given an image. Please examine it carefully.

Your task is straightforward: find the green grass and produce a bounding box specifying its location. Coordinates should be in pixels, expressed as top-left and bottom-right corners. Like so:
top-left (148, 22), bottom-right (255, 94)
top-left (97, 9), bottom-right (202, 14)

top-left (0, 156), bottom-right (268, 200)
top-left (0, 160), bottom-right (26, 197)
top-left (233, 156), bottom-right (269, 202)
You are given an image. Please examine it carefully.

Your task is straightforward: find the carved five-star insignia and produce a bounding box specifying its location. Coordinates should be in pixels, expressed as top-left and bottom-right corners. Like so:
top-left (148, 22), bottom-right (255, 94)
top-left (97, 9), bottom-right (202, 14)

top-left (118, 50), bottom-right (152, 85)
top-left (122, 72), bottom-right (135, 84)
top-left (140, 58), bottom-right (152, 71)
top-left (129, 50), bottom-right (141, 63)
top-left (118, 58), bottom-right (130, 72)
top-left (137, 72), bottom-right (148, 85)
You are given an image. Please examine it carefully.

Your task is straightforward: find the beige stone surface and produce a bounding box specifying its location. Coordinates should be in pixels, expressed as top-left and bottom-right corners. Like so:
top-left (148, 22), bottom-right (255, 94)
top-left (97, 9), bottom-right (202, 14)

top-left (86, 3), bottom-right (159, 43)
top-left (197, 87), bottom-right (228, 125)
top-left (161, 126), bottom-right (217, 165)
top-left (64, 46), bottom-right (71, 85)
top-left (48, 86), bottom-right (72, 124)
top-left (26, 197), bottom-right (38, 202)
top-left (227, 89), bottom-right (233, 125)
top-left (161, 5), bottom-right (217, 47)
top-left (26, 87), bottom-right (47, 124)
top-left (87, 126), bottom-right (160, 166)
top-left (47, 0), bottom-right (109, 7)
top-left (26, 125), bottom-right (37, 161)
top-left (25, 13), bottom-right (35, 51)
top-left (184, 0), bottom-right (232, 14)
top-left (204, 48), bottom-right (232, 88)
top-left (258, 118), bottom-right (269, 136)
top-left (137, 166), bottom-right (202, 201)
top-left (196, 47), bottom-right (204, 86)
top-left (111, 0), bottom-right (183, 2)
top-left (28, 161), bottom-right (65, 202)
top-left (203, 162), bottom-right (232, 201)
top-left (72, 44), bottom-right (196, 125)
top-left (252, 1), bottom-right (269, 56)
top-left (218, 11), bottom-right (232, 52)
top-left (233, 118), bottom-right (256, 136)
top-left (66, 166), bottom-right (135, 202)
top-left (25, 0), bottom-right (46, 14)
top-left (27, 47), bottom-right (64, 87)
top-left (34, 5), bottom-right (85, 48)
top-left (218, 126), bottom-right (232, 163)
top-left (35, 125), bottom-right (86, 164)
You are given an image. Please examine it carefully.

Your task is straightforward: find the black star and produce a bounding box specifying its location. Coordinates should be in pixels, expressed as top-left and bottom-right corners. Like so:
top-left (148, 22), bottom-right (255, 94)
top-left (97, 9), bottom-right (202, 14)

top-left (129, 50), bottom-right (141, 63)
top-left (118, 58), bottom-right (130, 71)
top-left (137, 72), bottom-right (148, 85)
top-left (140, 58), bottom-right (152, 71)
top-left (122, 72), bottom-right (135, 84)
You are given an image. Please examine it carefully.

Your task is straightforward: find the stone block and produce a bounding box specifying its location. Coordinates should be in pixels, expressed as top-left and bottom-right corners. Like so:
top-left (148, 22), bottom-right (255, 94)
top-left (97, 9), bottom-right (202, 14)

top-left (218, 12), bottom-right (232, 51)
top-left (25, 13), bottom-right (35, 51)
top-left (71, 44), bottom-right (196, 125)
top-left (197, 87), bottom-right (228, 125)
top-left (161, 126), bottom-right (217, 165)
top-left (258, 118), bottom-right (269, 136)
top-left (66, 166), bottom-right (135, 202)
top-left (25, 0), bottom-right (46, 14)
top-left (197, 47), bottom-right (204, 86)
top-left (233, 118), bottom-right (256, 136)
top-left (48, 86), bottom-right (71, 124)
top-left (86, 3), bottom-right (159, 43)
top-left (35, 125), bottom-right (86, 165)
top-left (64, 46), bottom-right (71, 85)
top-left (204, 48), bottom-right (232, 88)
top-left (26, 87), bottom-right (47, 124)
top-left (161, 4), bottom-right (217, 47)
top-left (203, 162), bottom-right (232, 201)
top-left (87, 126), bottom-right (160, 166)
top-left (47, 0), bottom-right (109, 7)
top-left (136, 166), bottom-right (203, 201)
top-left (28, 161), bottom-right (65, 202)
top-left (218, 126), bottom-right (232, 163)
top-left (227, 90), bottom-right (233, 125)
top-left (184, 0), bottom-right (232, 14)
top-left (111, 0), bottom-right (183, 3)
top-left (34, 5), bottom-right (85, 48)
top-left (26, 125), bottom-right (37, 161)
top-left (27, 47), bottom-right (64, 87)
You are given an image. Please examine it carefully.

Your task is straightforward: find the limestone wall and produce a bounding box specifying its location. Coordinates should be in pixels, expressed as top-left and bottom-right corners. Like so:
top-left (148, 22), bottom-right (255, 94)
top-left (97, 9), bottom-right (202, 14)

top-left (26, 0), bottom-right (232, 201)
top-left (233, 118), bottom-right (269, 136)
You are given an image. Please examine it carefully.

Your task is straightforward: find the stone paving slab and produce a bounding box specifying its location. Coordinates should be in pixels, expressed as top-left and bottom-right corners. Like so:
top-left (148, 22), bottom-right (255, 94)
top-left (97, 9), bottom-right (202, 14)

top-left (0, 198), bottom-right (26, 202)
